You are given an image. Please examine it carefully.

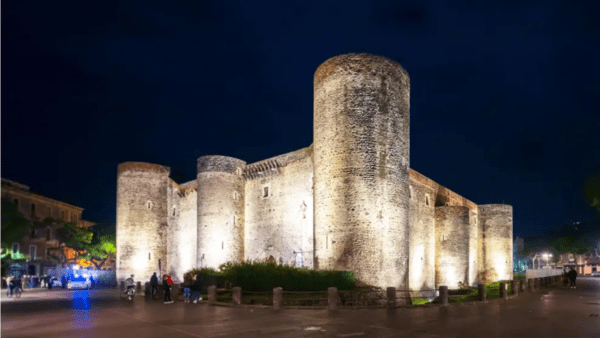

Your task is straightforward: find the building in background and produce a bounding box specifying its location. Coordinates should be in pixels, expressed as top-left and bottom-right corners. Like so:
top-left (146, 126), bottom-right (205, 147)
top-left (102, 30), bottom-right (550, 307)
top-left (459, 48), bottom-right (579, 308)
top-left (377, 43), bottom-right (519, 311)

top-left (1, 178), bottom-right (96, 276)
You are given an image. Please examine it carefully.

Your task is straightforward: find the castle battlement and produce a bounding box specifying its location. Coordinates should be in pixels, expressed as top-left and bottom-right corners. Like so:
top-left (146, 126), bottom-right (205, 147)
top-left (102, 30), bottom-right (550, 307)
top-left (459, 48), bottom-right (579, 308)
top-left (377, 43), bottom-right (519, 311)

top-left (116, 54), bottom-right (512, 292)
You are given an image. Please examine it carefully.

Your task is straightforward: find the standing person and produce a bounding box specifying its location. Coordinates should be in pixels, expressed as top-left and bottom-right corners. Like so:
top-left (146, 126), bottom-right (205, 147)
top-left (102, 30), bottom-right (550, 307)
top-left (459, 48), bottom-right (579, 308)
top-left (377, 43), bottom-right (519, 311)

top-left (6, 276), bottom-right (13, 296)
top-left (183, 273), bottom-right (192, 303)
top-left (61, 274), bottom-right (67, 289)
top-left (567, 268), bottom-right (578, 289)
top-left (163, 275), bottom-right (174, 304)
top-left (191, 274), bottom-right (203, 304)
top-left (150, 272), bottom-right (159, 299)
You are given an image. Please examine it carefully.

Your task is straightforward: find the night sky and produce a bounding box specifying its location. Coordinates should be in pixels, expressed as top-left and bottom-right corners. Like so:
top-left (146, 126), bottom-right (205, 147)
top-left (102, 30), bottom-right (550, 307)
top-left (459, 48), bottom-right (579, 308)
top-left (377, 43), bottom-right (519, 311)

top-left (2, 1), bottom-right (599, 237)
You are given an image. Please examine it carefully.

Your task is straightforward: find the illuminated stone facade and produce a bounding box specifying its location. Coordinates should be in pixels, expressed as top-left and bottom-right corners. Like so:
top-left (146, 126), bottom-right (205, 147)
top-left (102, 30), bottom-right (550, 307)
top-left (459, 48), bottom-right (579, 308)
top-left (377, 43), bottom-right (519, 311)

top-left (116, 54), bottom-right (513, 291)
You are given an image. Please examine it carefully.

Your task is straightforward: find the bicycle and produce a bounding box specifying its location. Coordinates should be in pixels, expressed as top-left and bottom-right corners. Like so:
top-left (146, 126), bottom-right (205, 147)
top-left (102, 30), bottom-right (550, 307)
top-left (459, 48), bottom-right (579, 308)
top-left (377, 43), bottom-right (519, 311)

top-left (6, 287), bottom-right (22, 298)
top-left (120, 287), bottom-right (136, 301)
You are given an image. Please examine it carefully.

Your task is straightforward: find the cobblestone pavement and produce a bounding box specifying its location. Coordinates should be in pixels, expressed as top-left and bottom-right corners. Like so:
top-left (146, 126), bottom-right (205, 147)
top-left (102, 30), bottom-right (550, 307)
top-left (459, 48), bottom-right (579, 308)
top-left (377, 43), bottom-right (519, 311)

top-left (2, 277), bottom-right (599, 338)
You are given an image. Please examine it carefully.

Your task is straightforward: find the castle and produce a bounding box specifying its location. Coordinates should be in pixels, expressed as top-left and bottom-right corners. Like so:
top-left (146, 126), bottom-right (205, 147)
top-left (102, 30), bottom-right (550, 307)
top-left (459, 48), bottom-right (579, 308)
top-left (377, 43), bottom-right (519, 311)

top-left (116, 54), bottom-right (513, 294)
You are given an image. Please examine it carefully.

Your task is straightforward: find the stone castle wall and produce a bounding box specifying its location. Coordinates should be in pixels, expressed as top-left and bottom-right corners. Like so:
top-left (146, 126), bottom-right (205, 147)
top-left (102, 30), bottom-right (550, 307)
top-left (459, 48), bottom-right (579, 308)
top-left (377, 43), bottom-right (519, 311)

top-left (196, 156), bottom-right (246, 270)
top-left (408, 178), bottom-right (436, 296)
top-left (434, 206), bottom-right (470, 288)
top-left (244, 148), bottom-right (314, 268)
top-left (116, 54), bottom-right (513, 289)
top-left (479, 204), bottom-right (513, 281)
top-left (313, 54), bottom-right (411, 288)
top-left (166, 180), bottom-right (198, 283)
top-left (116, 162), bottom-right (170, 283)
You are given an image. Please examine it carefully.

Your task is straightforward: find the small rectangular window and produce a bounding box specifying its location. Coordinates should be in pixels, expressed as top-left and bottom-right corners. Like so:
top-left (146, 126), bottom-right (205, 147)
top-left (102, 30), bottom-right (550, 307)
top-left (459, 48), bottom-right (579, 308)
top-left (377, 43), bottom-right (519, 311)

top-left (263, 187), bottom-right (269, 197)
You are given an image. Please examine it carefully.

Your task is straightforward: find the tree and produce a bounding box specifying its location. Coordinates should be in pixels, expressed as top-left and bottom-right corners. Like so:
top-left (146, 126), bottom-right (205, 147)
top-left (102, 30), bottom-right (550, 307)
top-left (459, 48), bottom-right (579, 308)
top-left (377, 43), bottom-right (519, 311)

top-left (79, 232), bottom-right (116, 270)
top-left (585, 170), bottom-right (600, 213)
top-left (55, 222), bottom-right (94, 252)
top-left (1, 198), bottom-right (31, 255)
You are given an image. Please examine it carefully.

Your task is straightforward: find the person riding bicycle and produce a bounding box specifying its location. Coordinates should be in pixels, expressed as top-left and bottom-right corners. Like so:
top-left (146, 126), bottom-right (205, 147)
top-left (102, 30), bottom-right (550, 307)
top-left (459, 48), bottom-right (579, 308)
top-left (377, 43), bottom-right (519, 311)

top-left (9, 276), bottom-right (22, 296)
top-left (124, 274), bottom-right (136, 294)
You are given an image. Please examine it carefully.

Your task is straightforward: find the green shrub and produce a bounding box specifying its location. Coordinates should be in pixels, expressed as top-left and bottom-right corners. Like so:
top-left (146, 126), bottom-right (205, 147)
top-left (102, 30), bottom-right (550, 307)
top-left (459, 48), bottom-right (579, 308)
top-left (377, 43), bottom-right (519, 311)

top-left (215, 259), bottom-right (357, 291)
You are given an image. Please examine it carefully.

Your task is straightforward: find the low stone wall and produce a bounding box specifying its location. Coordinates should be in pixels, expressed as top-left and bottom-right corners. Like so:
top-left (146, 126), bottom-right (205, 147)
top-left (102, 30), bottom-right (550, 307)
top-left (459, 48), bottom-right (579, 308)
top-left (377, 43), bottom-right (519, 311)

top-left (526, 269), bottom-right (562, 279)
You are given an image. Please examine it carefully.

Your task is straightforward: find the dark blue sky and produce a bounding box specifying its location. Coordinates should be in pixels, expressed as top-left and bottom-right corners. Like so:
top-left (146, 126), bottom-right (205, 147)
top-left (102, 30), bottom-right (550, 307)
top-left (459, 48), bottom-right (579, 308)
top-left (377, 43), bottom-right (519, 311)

top-left (2, 0), bottom-right (599, 237)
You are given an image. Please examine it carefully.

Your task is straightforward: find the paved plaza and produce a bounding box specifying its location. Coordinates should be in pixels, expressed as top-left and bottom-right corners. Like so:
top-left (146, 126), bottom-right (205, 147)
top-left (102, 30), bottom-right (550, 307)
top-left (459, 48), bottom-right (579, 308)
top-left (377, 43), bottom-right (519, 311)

top-left (2, 277), bottom-right (599, 338)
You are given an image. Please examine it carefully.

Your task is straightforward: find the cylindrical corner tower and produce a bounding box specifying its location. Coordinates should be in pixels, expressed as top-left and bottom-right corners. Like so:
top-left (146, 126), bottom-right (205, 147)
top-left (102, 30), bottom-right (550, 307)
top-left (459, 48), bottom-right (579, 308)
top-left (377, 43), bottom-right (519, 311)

top-left (197, 155), bottom-right (246, 269)
top-left (313, 53), bottom-right (411, 288)
top-left (478, 204), bottom-right (513, 281)
top-left (435, 206), bottom-right (471, 288)
top-left (116, 162), bottom-right (170, 284)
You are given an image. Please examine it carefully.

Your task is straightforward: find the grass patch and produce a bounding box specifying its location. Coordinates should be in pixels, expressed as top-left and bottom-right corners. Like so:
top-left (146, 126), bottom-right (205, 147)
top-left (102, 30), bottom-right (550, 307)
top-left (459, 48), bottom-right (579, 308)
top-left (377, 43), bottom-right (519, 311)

top-left (448, 281), bottom-right (514, 303)
top-left (412, 298), bottom-right (430, 305)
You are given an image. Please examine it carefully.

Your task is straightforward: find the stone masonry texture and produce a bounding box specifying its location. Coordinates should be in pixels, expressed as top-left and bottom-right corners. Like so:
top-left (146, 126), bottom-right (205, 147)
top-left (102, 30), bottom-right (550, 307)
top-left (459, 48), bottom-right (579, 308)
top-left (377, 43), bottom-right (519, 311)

top-left (115, 53), bottom-right (513, 290)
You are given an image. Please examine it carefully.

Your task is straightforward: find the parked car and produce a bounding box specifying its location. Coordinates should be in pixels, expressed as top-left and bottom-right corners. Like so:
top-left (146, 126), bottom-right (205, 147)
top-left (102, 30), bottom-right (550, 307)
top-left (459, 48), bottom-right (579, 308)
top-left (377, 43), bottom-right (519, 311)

top-left (50, 277), bottom-right (62, 288)
top-left (67, 276), bottom-right (91, 289)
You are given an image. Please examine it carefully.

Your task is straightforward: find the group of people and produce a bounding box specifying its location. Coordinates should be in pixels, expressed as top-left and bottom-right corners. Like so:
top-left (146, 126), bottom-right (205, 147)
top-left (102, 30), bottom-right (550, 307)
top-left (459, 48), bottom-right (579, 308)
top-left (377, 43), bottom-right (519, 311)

top-left (144, 272), bottom-right (203, 304)
top-left (3, 274), bottom-right (58, 294)
top-left (563, 268), bottom-right (578, 289)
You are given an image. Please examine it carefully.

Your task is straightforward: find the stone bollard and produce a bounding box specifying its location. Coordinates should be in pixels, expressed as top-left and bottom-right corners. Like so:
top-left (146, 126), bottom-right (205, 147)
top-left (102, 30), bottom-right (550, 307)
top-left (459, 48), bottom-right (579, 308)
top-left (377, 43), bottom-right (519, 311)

top-left (208, 285), bottom-right (217, 304)
top-left (136, 281), bottom-right (142, 294)
top-left (511, 279), bottom-right (519, 296)
top-left (439, 286), bottom-right (448, 306)
top-left (328, 287), bottom-right (338, 311)
top-left (386, 287), bottom-right (396, 309)
top-left (528, 279), bottom-right (534, 291)
top-left (171, 284), bottom-right (180, 301)
top-left (478, 284), bottom-right (486, 301)
top-left (273, 287), bottom-right (283, 310)
top-left (232, 287), bottom-right (241, 305)
top-left (534, 278), bottom-right (540, 289)
top-left (500, 282), bottom-right (508, 300)
top-left (520, 279), bottom-right (526, 292)
top-left (144, 282), bottom-right (151, 296)
top-left (120, 281), bottom-right (125, 291)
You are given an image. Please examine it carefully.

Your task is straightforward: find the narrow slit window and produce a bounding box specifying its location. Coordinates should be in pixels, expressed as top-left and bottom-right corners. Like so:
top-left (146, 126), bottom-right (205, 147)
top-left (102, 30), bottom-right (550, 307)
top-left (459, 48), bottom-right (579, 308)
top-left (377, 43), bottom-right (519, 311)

top-left (425, 196), bottom-right (429, 206)
top-left (263, 187), bottom-right (269, 197)
top-left (146, 201), bottom-right (153, 210)
top-left (326, 235), bottom-right (328, 249)
top-left (172, 207), bottom-right (176, 216)
top-left (31, 203), bottom-right (36, 214)
top-left (222, 241), bottom-right (224, 250)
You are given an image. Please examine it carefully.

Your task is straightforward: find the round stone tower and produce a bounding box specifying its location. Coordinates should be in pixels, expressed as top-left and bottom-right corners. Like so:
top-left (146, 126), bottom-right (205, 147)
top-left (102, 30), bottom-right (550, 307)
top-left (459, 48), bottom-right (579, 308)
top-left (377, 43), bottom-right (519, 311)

top-left (478, 204), bottom-right (513, 281)
top-left (435, 206), bottom-right (471, 288)
top-left (313, 53), bottom-right (411, 288)
top-left (116, 162), bottom-right (170, 284)
top-left (197, 155), bottom-right (246, 269)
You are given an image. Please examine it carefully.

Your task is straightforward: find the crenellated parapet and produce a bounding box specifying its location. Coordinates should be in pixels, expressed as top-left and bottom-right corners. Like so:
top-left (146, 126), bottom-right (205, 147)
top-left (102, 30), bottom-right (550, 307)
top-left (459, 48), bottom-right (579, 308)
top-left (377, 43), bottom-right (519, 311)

top-left (243, 159), bottom-right (282, 180)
